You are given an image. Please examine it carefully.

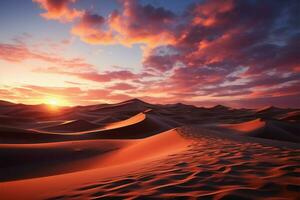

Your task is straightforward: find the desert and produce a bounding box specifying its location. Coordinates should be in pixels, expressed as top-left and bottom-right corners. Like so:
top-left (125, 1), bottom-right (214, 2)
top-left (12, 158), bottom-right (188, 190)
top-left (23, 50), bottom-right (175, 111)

top-left (0, 99), bottom-right (299, 199)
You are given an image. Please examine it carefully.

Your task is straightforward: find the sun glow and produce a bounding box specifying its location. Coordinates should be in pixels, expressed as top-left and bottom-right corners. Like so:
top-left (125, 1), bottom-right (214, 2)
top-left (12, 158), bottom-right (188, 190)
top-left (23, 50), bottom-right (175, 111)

top-left (47, 98), bottom-right (58, 105)
top-left (45, 97), bottom-right (65, 106)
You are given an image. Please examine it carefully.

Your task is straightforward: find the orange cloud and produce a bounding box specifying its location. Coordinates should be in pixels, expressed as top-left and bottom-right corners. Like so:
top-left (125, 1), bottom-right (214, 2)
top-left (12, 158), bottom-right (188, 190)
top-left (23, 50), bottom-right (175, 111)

top-left (71, 12), bottom-right (115, 45)
top-left (192, 0), bottom-right (234, 26)
top-left (108, 0), bottom-right (176, 47)
top-left (33, 0), bottom-right (83, 22)
top-left (70, 0), bottom-right (177, 46)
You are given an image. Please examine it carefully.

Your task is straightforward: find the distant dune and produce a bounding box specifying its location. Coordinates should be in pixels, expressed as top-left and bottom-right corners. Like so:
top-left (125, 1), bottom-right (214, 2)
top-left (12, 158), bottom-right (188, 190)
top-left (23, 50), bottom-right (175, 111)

top-left (221, 118), bottom-right (266, 132)
top-left (40, 119), bottom-right (101, 132)
top-left (278, 110), bottom-right (300, 122)
top-left (85, 109), bottom-right (177, 139)
top-left (0, 99), bottom-right (299, 200)
top-left (221, 118), bottom-right (300, 143)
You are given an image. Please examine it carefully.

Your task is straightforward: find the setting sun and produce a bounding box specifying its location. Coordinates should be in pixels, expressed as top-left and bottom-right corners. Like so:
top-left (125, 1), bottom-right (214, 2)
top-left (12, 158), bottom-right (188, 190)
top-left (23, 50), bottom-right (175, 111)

top-left (47, 98), bottom-right (59, 106)
top-left (45, 97), bottom-right (66, 106)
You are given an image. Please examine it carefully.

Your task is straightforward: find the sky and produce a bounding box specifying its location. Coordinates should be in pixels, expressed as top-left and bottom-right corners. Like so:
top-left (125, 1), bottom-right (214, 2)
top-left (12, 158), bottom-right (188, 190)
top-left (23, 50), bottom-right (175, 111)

top-left (0, 0), bottom-right (299, 108)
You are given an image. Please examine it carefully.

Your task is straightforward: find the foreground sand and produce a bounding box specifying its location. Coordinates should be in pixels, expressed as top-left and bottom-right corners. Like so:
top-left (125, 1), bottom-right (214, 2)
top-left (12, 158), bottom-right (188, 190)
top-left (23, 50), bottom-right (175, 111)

top-left (1, 126), bottom-right (300, 200)
top-left (0, 99), bottom-right (300, 199)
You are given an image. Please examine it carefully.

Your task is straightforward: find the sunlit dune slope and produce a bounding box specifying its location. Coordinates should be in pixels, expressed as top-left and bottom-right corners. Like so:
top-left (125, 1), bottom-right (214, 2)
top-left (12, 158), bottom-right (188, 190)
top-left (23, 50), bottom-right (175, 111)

top-left (221, 118), bottom-right (266, 132)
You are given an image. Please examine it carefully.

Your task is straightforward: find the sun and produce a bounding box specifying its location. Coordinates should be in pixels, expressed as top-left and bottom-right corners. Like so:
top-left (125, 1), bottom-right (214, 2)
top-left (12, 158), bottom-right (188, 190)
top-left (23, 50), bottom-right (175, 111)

top-left (45, 97), bottom-right (61, 106)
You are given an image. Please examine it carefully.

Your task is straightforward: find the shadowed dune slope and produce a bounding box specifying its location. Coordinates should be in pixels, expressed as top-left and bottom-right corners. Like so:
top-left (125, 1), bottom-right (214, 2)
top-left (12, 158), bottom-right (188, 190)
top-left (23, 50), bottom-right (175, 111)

top-left (0, 126), bottom-right (71, 144)
top-left (39, 119), bottom-right (101, 132)
top-left (221, 118), bottom-right (300, 143)
top-left (86, 98), bottom-right (154, 115)
top-left (279, 110), bottom-right (300, 122)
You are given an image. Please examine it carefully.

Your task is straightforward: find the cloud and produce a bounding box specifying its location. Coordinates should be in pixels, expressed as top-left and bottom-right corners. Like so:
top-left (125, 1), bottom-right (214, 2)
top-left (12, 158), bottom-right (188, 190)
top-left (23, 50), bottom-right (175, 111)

top-left (0, 43), bottom-right (31, 62)
top-left (108, 0), bottom-right (177, 47)
top-left (71, 11), bottom-right (115, 45)
top-left (39, 66), bottom-right (139, 83)
top-left (0, 85), bottom-right (82, 105)
top-left (0, 41), bottom-right (146, 84)
top-left (71, 70), bottom-right (138, 82)
top-left (27, 0), bottom-right (300, 107)
top-left (108, 83), bottom-right (137, 91)
top-left (0, 85), bottom-right (135, 105)
top-left (25, 85), bottom-right (82, 96)
top-left (0, 42), bottom-right (93, 69)
top-left (70, 0), bottom-right (177, 46)
top-left (34, 0), bottom-right (177, 46)
top-left (143, 45), bottom-right (180, 72)
top-left (140, 0), bottom-right (300, 106)
top-left (33, 0), bottom-right (83, 22)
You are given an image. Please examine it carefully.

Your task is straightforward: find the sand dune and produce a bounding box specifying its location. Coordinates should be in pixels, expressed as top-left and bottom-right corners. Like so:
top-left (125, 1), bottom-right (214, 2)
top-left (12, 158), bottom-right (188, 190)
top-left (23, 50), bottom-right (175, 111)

top-left (279, 110), bottom-right (300, 122)
top-left (86, 98), bottom-right (153, 115)
top-left (0, 100), bottom-right (15, 106)
top-left (1, 126), bottom-right (299, 200)
top-left (0, 139), bottom-right (130, 181)
top-left (0, 99), bottom-right (299, 199)
top-left (40, 119), bottom-right (101, 132)
top-left (85, 109), bottom-right (177, 139)
top-left (0, 129), bottom-right (188, 182)
top-left (0, 115), bottom-right (35, 126)
top-left (0, 110), bottom-right (177, 143)
top-left (221, 118), bottom-right (300, 143)
top-left (0, 125), bottom-right (71, 144)
top-left (221, 118), bottom-right (266, 132)
top-left (255, 106), bottom-right (295, 120)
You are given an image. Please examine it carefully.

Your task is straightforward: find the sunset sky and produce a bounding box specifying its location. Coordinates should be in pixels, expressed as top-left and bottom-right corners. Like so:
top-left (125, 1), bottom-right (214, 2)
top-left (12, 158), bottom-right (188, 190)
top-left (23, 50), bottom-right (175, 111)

top-left (0, 0), bottom-right (299, 108)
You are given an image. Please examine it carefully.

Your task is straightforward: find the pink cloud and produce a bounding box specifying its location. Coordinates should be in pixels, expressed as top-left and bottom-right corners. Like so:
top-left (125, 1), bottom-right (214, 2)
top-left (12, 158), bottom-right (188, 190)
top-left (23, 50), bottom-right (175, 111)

top-left (108, 83), bottom-right (137, 91)
top-left (38, 66), bottom-right (139, 83)
top-left (33, 0), bottom-right (83, 22)
top-left (67, 70), bottom-right (138, 82)
top-left (0, 42), bottom-right (92, 69)
top-left (0, 43), bottom-right (31, 62)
